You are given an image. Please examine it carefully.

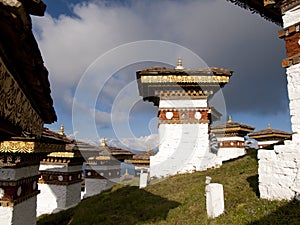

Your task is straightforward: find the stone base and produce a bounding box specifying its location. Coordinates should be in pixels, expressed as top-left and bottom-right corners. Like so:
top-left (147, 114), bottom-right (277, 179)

top-left (0, 195), bottom-right (37, 225)
top-left (37, 182), bottom-right (81, 217)
top-left (258, 139), bottom-right (300, 200)
top-left (150, 124), bottom-right (217, 178)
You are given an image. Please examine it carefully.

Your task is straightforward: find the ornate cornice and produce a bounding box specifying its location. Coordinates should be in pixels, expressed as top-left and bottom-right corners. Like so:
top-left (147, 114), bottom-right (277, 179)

top-left (140, 75), bottom-right (230, 84)
top-left (155, 90), bottom-right (211, 98)
top-left (47, 151), bottom-right (82, 159)
top-left (125, 159), bottom-right (150, 166)
top-left (136, 66), bottom-right (232, 106)
top-left (0, 140), bottom-right (65, 154)
top-left (280, 0), bottom-right (300, 13)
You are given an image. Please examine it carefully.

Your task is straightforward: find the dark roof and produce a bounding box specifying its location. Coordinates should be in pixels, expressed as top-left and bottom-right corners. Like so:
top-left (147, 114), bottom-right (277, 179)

top-left (225, 0), bottom-right (282, 25)
top-left (0, 0), bottom-right (56, 124)
top-left (132, 149), bottom-right (155, 160)
top-left (210, 117), bottom-right (255, 136)
top-left (77, 139), bottom-right (133, 162)
top-left (249, 124), bottom-right (292, 140)
top-left (41, 128), bottom-right (72, 145)
top-left (98, 144), bottom-right (133, 157)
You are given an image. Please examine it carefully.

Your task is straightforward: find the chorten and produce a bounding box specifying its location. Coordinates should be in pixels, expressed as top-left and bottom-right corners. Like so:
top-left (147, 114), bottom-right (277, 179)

top-left (249, 123), bottom-right (292, 149)
top-left (210, 116), bottom-right (255, 162)
top-left (136, 58), bottom-right (232, 178)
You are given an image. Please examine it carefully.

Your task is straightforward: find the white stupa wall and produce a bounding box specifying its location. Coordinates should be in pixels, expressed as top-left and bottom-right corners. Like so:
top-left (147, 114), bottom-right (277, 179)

top-left (0, 195), bottom-right (37, 225)
top-left (0, 165), bottom-right (39, 225)
top-left (37, 164), bottom-right (82, 216)
top-left (258, 4), bottom-right (300, 200)
top-left (159, 99), bottom-right (208, 108)
top-left (37, 183), bottom-right (81, 217)
top-left (287, 63), bottom-right (300, 140)
top-left (217, 136), bottom-right (246, 161)
top-left (150, 122), bottom-right (216, 178)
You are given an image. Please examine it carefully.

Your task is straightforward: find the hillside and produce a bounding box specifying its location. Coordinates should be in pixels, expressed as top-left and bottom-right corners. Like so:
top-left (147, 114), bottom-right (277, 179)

top-left (37, 152), bottom-right (300, 225)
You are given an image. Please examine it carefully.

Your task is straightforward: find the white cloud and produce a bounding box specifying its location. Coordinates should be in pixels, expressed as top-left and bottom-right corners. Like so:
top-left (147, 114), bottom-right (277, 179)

top-left (107, 133), bottom-right (159, 152)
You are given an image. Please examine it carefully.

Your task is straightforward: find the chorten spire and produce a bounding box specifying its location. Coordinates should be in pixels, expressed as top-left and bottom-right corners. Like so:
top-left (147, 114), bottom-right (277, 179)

top-left (100, 137), bottom-right (107, 146)
top-left (59, 124), bottom-right (65, 136)
top-left (175, 56), bottom-right (184, 70)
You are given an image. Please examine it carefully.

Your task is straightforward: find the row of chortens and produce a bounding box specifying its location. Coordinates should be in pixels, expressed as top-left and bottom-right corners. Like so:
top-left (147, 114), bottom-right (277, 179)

top-left (1, 0), bottom-right (300, 224)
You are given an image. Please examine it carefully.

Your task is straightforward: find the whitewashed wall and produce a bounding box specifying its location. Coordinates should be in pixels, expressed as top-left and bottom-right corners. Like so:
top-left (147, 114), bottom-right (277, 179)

top-left (217, 136), bottom-right (246, 161)
top-left (37, 183), bottom-right (81, 217)
top-left (258, 4), bottom-right (300, 200)
top-left (0, 196), bottom-right (37, 225)
top-left (150, 123), bottom-right (216, 178)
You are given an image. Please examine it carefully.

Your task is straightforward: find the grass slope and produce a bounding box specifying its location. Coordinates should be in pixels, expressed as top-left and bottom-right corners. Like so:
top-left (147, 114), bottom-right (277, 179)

top-left (37, 152), bottom-right (300, 225)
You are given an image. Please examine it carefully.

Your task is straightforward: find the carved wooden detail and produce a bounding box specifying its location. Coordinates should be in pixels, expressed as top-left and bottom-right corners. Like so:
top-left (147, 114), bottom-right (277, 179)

top-left (0, 58), bottom-right (43, 137)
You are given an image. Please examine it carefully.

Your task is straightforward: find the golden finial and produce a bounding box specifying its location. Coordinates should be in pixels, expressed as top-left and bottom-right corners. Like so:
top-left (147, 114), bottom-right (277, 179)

top-left (175, 57), bottom-right (184, 69)
top-left (100, 137), bottom-right (107, 146)
top-left (228, 115), bottom-right (233, 123)
top-left (59, 124), bottom-right (65, 136)
top-left (267, 123), bottom-right (271, 129)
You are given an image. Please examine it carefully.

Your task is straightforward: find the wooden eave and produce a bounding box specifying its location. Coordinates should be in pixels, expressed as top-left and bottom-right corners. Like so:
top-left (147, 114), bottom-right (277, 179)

top-left (136, 67), bottom-right (232, 105)
top-left (226, 0), bottom-right (283, 25)
top-left (19, 0), bottom-right (46, 16)
top-left (249, 128), bottom-right (292, 140)
top-left (0, 1), bottom-right (56, 124)
top-left (211, 122), bottom-right (255, 134)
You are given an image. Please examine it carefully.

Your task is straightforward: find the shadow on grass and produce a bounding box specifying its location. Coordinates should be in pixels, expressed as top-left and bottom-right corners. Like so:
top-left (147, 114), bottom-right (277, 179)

top-left (37, 186), bottom-right (180, 225)
top-left (247, 174), bottom-right (260, 198)
top-left (247, 200), bottom-right (300, 225)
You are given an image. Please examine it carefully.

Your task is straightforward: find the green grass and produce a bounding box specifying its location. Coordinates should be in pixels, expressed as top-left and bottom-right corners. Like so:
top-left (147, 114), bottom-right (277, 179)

top-left (37, 152), bottom-right (300, 225)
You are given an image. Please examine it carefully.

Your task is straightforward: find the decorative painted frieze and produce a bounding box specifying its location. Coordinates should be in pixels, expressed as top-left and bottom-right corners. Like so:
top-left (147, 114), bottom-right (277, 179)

top-left (85, 169), bottom-right (120, 179)
top-left (0, 140), bottom-right (65, 154)
top-left (0, 176), bottom-right (39, 207)
top-left (158, 108), bottom-right (210, 124)
top-left (0, 165), bottom-right (40, 207)
top-left (219, 140), bottom-right (245, 148)
top-left (39, 171), bottom-right (82, 185)
top-left (140, 75), bottom-right (230, 84)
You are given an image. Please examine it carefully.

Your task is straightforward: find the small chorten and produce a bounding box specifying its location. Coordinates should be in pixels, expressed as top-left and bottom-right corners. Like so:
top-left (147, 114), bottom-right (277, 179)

top-left (228, 115), bottom-right (233, 123)
top-left (267, 123), bottom-right (271, 129)
top-left (59, 124), bottom-right (65, 136)
top-left (175, 56), bottom-right (184, 70)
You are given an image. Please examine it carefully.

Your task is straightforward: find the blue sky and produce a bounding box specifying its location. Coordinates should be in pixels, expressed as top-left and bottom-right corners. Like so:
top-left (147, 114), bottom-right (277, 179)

top-left (32, 0), bottom-right (291, 151)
